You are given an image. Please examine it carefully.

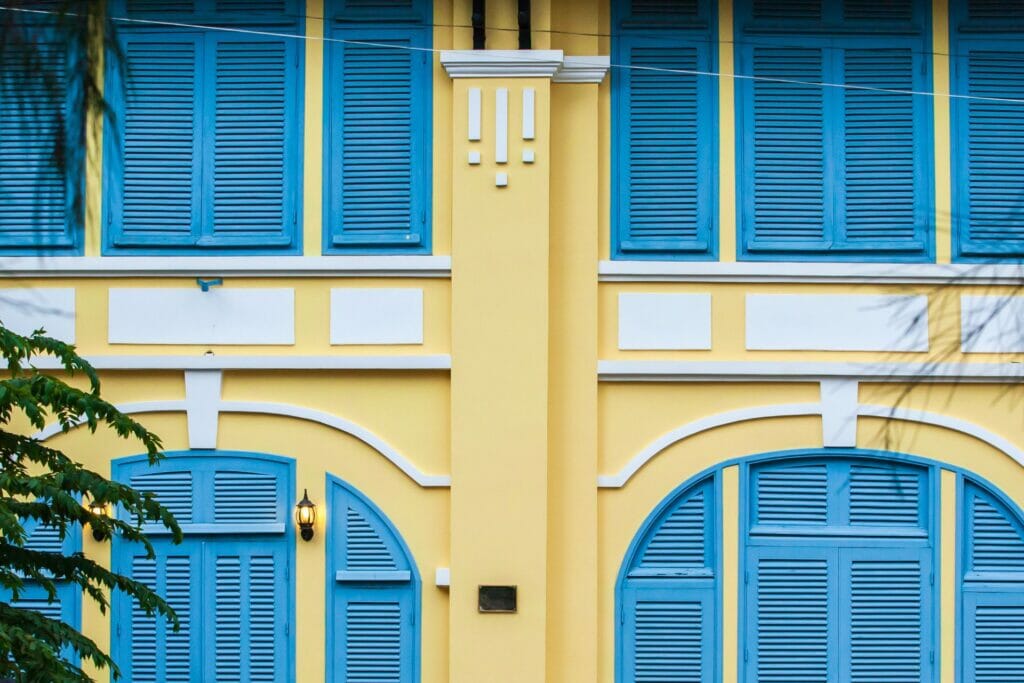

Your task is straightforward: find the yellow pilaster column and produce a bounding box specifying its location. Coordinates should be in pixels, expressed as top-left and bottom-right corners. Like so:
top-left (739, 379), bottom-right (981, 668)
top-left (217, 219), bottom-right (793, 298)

top-left (447, 55), bottom-right (556, 682)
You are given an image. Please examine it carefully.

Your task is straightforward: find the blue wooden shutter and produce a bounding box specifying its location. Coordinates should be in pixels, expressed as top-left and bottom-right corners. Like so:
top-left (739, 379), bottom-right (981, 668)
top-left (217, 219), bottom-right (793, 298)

top-left (843, 551), bottom-right (929, 682)
top-left (131, 470), bottom-right (194, 524)
top-left (623, 587), bottom-right (713, 682)
top-left (751, 0), bottom-right (822, 20)
top-left (206, 36), bottom-right (297, 249)
top-left (966, 484), bottom-right (1024, 575)
top-left (110, 32), bottom-right (201, 248)
top-left (747, 547), bottom-right (833, 682)
top-left (214, 470), bottom-right (278, 524)
top-left (753, 461), bottom-right (829, 526)
top-left (0, 35), bottom-right (76, 251)
top-left (327, 29), bottom-right (430, 253)
top-left (636, 484), bottom-right (709, 570)
top-left (964, 592), bottom-right (1024, 683)
top-left (743, 46), bottom-right (830, 252)
top-left (125, 545), bottom-right (199, 683)
top-left (955, 47), bottom-right (1024, 257)
top-left (848, 462), bottom-right (923, 527)
top-left (844, 0), bottom-right (914, 21)
top-left (336, 587), bottom-right (413, 683)
top-left (616, 36), bottom-right (713, 257)
top-left (840, 49), bottom-right (923, 252)
top-left (205, 541), bottom-right (286, 682)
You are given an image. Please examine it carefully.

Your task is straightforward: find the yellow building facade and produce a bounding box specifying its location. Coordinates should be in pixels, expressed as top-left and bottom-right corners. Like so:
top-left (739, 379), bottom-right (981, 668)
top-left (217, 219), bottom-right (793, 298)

top-left (4, 0), bottom-right (1024, 681)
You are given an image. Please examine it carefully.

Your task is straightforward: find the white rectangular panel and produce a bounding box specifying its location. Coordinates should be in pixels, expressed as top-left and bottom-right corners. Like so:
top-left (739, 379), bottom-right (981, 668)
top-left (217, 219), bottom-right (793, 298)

top-left (468, 87), bottom-right (481, 141)
top-left (495, 87), bottom-right (508, 164)
top-left (522, 88), bottom-right (535, 140)
top-left (331, 288), bottom-right (424, 345)
top-left (962, 295), bottom-right (1024, 352)
top-left (109, 288), bottom-right (294, 345)
top-left (618, 293), bottom-right (712, 350)
top-left (746, 294), bottom-right (928, 351)
top-left (0, 288), bottom-right (75, 342)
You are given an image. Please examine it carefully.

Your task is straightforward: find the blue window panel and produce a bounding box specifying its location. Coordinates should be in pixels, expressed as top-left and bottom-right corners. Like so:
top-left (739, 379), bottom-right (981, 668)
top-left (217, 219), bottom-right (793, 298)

top-left (963, 592), bottom-right (1024, 683)
top-left (951, 42), bottom-right (1024, 260)
top-left (736, 39), bottom-right (932, 261)
top-left (324, 28), bottom-right (432, 254)
top-left (622, 585), bottom-right (714, 683)
top-left (104, 29), bottom-right (302, 255)
top-left (633, 479), bottom-right (713, 574)
top-left (738, 0), bottom-right (922, 31)
top-left (0, 21), bottom-right (81, 254)
top-left (963, 481), bottom-right (1024, 579)
top-left (115, 0), bottom-right (300, 20)
top-left (327, 475), bottom-right (419, 683)
top-left (328, 0), bottom-right (431, 24)
top-left (615, 0), bottom-right (711, 29)
top-left (613, 35), bottom-right (717, 260)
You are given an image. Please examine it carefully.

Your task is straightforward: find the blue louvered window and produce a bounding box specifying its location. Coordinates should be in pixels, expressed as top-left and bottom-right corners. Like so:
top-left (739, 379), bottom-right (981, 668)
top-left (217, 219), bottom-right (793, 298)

top-left (103, 2), bottom-right (303, 254)
top-left (328, 476), bottom-right (419, 683)
top-left (112, 452), bottom-right (294, 682)
top-left (323, 0), bottom-right (432, 254)
top-left (611, 0), bottom-right (718, 260)
top-left (961, 480), bottom-right (1024, 681)
top-left (744, 457), bottom-right (934, 683)
top-left (735, 0), bottom-right (933, 261)
top-left (0, 10), bottom-right (81, 253)
top-left (621, 477), bottom-right (717, 682)
top-left (950, 2), bottom-right (1024, 259)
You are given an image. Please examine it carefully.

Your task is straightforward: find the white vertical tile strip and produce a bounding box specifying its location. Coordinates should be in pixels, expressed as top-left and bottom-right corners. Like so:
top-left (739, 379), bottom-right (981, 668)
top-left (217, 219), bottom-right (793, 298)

top-left (184, 369), bottom-right (222, 449)
top-left (522, 88), bottom-right (535, 140)
top-left (820, 379), bottom-right (858, 447)
top-left (468, 87), bottom-right (481, 141)
top-left (495, 87), bottom-right (508, 164)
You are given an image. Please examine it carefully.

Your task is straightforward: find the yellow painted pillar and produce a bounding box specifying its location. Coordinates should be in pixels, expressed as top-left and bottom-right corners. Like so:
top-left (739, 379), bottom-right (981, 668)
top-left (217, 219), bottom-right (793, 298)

top-left (449, 67), bottom-right (554, 681)
top-left (940, 469), bottom-right (957, 683)
top-left (721, 465), bottom-right (740, 683)
top-left (546, 80), bottom-right (600, 682)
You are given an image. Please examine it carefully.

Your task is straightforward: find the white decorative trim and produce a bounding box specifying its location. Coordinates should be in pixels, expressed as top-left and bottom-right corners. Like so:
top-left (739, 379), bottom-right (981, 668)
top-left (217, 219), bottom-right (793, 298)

top-left (746, 294), bottom-right (928, 352)
top-left (820, 379), bottom-right (858, 447)
top-left (599, 260), bottom-right (1024, 285)
top-left (618, 292), bottom-right (712, 350)
top-left (495, 87), bottom-right (508, 163)
top-left (468, 87), bottom-right (481, 141)
top-left (522, 88), bottom-right (535, 140)
top-left (184, 370), bottom-right (222, 449)
top-left (330, 289), bottom-right (424, 346)
top-left (108, 288), bottom-right (295, 345)
top-left (218, 401), bottom-right (450, 487)
top-left (19, 354), bottom-right (452, 371)
top-left (0, 288), bottom-right (75, 343)
top-left (0, 256), bottom-right (452, 278)
top-left (441, 50), bottom-right (564, 78)
top-left (961, 295), bottom-right (1024, 353)
top-left (435, 567), bottom-right (451, 588)
top-left (858, 404), bottom-right (1024, 469)
top-left (33, 398), bottom-right (450, 488)
top-left (597, 404), bottom-right (821, 487)
top-left (551, 56), bottom-right (611, 83)
top-left (598, 360), bottom-right (1024, 383)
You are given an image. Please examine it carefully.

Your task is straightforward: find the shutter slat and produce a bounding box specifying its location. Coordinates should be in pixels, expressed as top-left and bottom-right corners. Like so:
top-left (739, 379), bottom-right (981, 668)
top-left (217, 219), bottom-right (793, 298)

top-left (214, 470), bottom-right (278, 524)
top-left (344, 600), bottom-right (404, 682)
top-left (639, 485), bottom-right (707, 568)
top-left (131, 470), bottom-right (194, 523)
top-left (211, 39), bottom-right (291, 244)
top-left (849, 558), bottom-right (924, 682)
top-left (752, 0), bottom-right (821, 20)
top-left (755, 462), bottom-right (829, 525)
top-left (633, 599), bottom-right (706, 682)
top-left (130, 553), bottom-right (193, 683)
top-left (849, 464), bottom-right (922, 527)
top-left (749, 47), bottom-right (827, 247)
top-left (967, 597), bottom-right (1024, 683)
top-left (842, 49), bottom-right (919, 245)
top-left (347, 507), bottom-right (399, 571)
top-left (968, 485), bottom-right (1024, 574)
top-left (755, 555), bottom-right (830, 681)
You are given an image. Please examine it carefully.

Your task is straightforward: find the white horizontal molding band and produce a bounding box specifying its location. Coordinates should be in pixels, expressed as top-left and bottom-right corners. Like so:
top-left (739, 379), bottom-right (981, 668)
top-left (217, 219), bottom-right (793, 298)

top-left (440, 50), bottom-right (610, 82)
top-left (746, 294), bottom-right (928, 352)
top-left (598, 360), bottom-right (1024, 382)
top-left (0, 256), bottom-right (452, 278)
top-left (19, 354), bottom-right (452, 371)
top-left (0, 288), bottom-right (75, 343)
top-left (599, 260), bottom-right (1024, 285)
top-left (33, 398), bottom-right (451, 488)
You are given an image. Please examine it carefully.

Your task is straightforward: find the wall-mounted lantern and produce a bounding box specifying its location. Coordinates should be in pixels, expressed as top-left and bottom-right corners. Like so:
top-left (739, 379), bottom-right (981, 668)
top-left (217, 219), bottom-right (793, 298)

top-left (88, 500), bottom-right (109, 542)
top-left (295, 489), bottom-right (316, 541)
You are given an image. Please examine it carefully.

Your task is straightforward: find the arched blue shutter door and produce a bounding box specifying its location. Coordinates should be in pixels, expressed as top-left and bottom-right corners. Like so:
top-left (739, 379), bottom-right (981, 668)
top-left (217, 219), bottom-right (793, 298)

top-left (328, 476), bottom-right (418, 683)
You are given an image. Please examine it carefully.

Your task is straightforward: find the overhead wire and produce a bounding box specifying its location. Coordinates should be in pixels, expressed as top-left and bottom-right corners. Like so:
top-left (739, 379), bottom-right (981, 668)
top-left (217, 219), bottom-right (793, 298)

top-left (2, 4), bottom-right (1024, 104)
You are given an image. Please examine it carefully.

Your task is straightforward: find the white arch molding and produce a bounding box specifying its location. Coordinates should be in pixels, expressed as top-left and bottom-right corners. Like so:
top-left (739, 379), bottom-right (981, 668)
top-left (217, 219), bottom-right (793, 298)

top-left (598, 392), bottom-right (1024, 488)
top-left (33, 370), bottom-right (450, 488)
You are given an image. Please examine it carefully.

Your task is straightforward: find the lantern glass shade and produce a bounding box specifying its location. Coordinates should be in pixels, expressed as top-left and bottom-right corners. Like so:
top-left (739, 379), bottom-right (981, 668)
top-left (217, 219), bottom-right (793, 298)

top-left (296, 489), bottom-right (316, 541)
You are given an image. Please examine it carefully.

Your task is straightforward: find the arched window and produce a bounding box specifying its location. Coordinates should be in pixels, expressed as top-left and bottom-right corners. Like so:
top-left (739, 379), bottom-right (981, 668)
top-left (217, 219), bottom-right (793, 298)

top-left (619, 475), bottom-right (718, 682)
top-left (327, 475), bottom-right (420, 683)
top-left (111, 451), bottom-right (295, 682)
top-left (961, 480), bottom-right (1024, 681)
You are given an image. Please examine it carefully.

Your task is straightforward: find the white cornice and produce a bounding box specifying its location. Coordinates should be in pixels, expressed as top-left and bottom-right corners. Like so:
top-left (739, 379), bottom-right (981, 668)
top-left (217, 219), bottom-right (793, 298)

top-left (0, 255), bottom-right (452, 278)
top-left (599, 260), bottom-right (1024, 285)
top-left (598, 360), bottom-right (1024, 383)
top-left (440, 50), bottom-right (610, 83)
top-left (552, 56), bottom-right (611, 83)
top-left (19, 355), bottom-right (452, 371)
